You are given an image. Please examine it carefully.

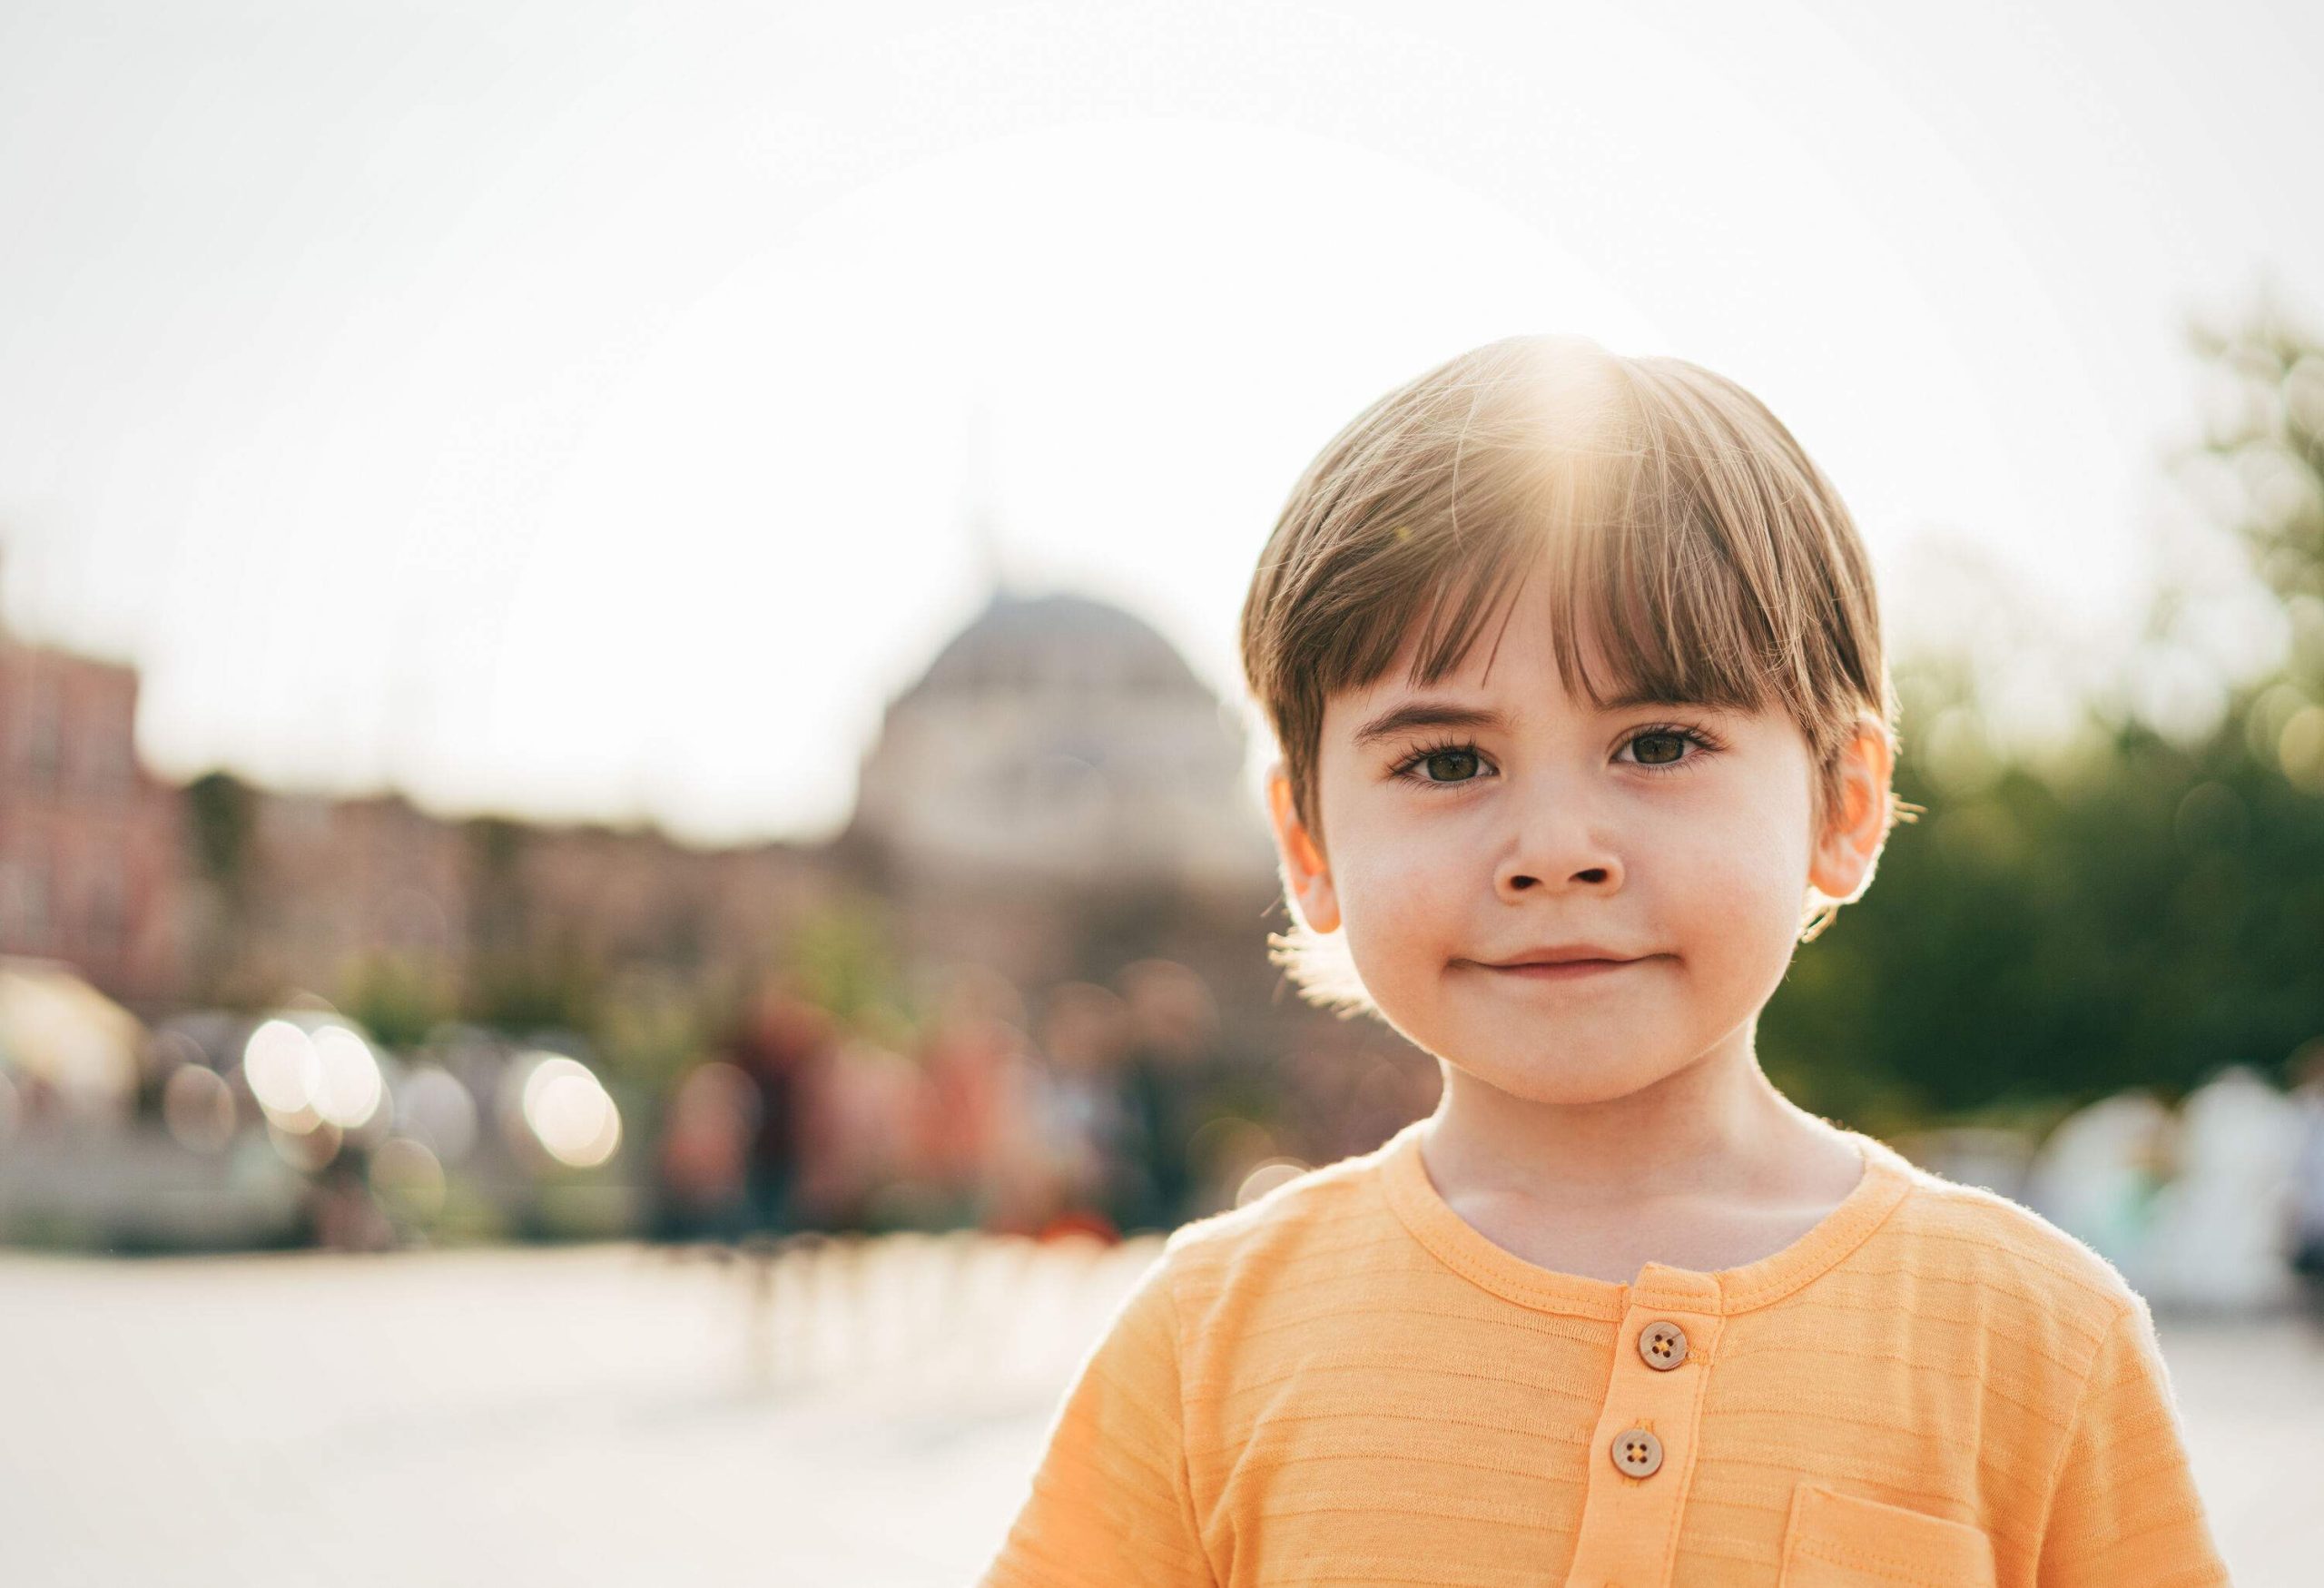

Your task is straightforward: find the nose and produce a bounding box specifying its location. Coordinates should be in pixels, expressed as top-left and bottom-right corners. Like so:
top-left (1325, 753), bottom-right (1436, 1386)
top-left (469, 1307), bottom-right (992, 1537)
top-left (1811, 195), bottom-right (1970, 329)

top-left (1493, 779), bottom-right (1624, 899)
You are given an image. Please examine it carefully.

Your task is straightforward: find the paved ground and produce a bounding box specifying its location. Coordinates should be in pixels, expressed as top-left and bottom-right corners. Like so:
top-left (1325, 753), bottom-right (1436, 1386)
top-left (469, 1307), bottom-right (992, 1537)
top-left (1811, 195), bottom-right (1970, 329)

top-left (0, 1237), bottom-right (2312, 1584)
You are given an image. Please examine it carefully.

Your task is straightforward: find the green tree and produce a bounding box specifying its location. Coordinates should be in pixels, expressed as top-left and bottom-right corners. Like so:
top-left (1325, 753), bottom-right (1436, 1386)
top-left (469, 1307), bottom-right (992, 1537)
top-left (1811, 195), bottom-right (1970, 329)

top-left (182, 769), bottom-right (260, 1005)
top-left (1763, 287), bottom-right (2324, 1130)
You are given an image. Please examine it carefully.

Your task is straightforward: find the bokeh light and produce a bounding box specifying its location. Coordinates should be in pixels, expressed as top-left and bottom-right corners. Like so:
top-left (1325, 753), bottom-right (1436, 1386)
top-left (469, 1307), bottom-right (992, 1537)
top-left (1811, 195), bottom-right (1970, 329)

top-left (1235, 1159), bottom-right (1311, 1208)
top-left (241, 1019), bottom-right (320, 1119)
top-left (517, 1052), bottom-right (622, 1169)
top-left (310, 1025), bottom-right (384, 1130)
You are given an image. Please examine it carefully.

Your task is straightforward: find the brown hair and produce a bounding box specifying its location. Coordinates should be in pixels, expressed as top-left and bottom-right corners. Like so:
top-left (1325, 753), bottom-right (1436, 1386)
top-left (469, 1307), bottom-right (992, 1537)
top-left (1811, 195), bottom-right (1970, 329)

top-left (1238, 333), bottom-right (1918, 1016)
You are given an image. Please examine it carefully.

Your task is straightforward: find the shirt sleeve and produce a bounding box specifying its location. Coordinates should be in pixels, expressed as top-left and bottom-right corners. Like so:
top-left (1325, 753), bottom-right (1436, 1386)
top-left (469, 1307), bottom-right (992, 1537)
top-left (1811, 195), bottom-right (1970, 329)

top-left (978, 1245), bottom-right (1216, 1588)
top-left (2035, 1293), bottom-right (2232, 1587)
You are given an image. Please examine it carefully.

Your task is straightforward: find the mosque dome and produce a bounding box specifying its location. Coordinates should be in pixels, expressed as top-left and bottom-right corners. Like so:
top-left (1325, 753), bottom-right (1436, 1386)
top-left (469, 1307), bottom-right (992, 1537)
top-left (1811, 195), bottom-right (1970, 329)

top-left (847, 585), bottom-right (1271, 890)
top-left (905, 588), bottom-right (1207, 701)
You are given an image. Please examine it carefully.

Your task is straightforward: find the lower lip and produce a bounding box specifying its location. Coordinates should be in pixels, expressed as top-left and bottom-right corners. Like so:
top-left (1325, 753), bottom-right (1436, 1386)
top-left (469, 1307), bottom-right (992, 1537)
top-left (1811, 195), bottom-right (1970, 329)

top-left (1478, 958), bottom-right (1649, 981)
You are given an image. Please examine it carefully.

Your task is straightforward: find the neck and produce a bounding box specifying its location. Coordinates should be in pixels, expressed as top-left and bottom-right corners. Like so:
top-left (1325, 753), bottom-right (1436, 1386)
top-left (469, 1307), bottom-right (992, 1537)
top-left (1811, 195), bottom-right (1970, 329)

top-left (1420, 1024), bottom-right (1830, 1209)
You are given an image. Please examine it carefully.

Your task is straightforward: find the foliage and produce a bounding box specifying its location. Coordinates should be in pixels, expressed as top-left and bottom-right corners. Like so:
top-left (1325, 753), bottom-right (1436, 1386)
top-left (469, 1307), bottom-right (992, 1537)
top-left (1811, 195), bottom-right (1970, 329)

top-left (183, 769), bottom-right (257, 888)
top-left (777, 891), bottom-right (911, 1035)
top-left (1765, 287), bottom-right (2324, 1128)
top-left (338, 949), bottom-right (458, 1050)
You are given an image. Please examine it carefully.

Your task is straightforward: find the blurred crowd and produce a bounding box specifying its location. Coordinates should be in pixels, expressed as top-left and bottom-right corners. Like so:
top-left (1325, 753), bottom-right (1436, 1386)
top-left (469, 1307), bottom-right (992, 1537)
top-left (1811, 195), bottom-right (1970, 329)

top-left (649, 958), bottom-right (1433, 1245)
top-left (649, 965), bottom-right (2324, 1327)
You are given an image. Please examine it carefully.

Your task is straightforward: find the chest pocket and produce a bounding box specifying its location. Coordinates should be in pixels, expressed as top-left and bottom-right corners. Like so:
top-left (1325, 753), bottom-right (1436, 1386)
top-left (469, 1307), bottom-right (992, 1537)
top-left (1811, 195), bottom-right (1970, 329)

top-left (1777, 1481), bottom-right (1997, 1588)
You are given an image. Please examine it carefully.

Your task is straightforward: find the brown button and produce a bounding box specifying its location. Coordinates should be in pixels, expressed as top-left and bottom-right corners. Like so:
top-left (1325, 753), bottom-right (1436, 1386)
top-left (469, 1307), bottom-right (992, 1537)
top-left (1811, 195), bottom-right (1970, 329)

top-left (1638, 1320), bottom-right (1689, 1371)
top-left (1610, 1426), bottom-right (1662, 1477)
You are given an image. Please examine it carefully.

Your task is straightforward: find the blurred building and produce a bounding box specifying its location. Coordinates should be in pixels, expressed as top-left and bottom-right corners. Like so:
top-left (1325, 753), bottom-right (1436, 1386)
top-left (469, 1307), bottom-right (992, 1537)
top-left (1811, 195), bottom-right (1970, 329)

top-left (231, 791), bottom-right (472, 991)
top-left (0, 557), bottom-right (1380, 1248)
top-left (842, 585), bottom-right (1274, 893)
top-left (0, 630), bottom-right (182, 1007)
top-left (199, 789), bottom-right (841, 1011)
top-left (835, 583), bottom-right (1285, 1002)
top-left (465, 820), bottom-right (839, 981)
top-left (5, 568), bottom-right (1298, 1059)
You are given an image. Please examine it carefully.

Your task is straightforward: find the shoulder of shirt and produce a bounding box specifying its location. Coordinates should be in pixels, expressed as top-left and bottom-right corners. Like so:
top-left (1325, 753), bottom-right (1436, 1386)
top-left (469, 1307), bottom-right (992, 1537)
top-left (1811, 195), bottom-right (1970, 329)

top-left (1147, 1132), bottom-right (1400, 1287)
top-left (1870, 1146), bottom-right (2146, 1335)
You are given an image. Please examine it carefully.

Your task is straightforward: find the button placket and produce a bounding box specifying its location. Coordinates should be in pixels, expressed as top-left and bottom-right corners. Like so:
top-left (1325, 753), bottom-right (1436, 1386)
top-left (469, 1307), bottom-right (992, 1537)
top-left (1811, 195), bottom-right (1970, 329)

top-left (1561, 1275), bottom-right (1723, 1588)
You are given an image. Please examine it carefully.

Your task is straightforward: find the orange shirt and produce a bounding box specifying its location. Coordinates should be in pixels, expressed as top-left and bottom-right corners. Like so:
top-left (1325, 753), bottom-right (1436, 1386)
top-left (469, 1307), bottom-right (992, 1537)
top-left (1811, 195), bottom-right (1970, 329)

top-left (980, 1118), bottom-right (2231, 1587)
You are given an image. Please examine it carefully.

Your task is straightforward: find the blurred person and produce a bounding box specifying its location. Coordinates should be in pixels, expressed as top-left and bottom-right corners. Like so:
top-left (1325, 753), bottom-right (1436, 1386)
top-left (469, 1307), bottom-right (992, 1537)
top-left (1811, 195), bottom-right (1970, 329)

top-left (981, 334), bottom-right (2228, 1585)
top-left (723, 985), bottom-right (830, 1234)
top-left (1022, 982), bottom-right (1135, 1240)
top-left (2022, 1090), bottom-right (2175, 1290)
top-left (906, 1010), bottom-right (1013, 1228)
top-left (649, 1060), bottom-right (759, 1242)
top-left (2141, 1065), bottom-right (2303, 1313)
top-left (980, 1080), bottom-right (1061, 1238)
top-left (788, 1033), bottom-right (912, 1232)
top-left (1111, 960), bottom-right (1226, 1232)
top-left (310, 1148), bottom-right (396, 1252)
top-left (980, 1031), bottom-right (1075, 1238)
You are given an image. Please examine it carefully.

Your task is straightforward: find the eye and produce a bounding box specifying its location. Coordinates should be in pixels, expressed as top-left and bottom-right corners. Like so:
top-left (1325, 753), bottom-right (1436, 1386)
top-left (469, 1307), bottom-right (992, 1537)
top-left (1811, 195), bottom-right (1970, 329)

top-left (1387, 723), bottom-right (1725, 790)
top-left (1389, 737), bottom-right (1494, 789)
top-left (1621, 724), bottom-right (1723, 771)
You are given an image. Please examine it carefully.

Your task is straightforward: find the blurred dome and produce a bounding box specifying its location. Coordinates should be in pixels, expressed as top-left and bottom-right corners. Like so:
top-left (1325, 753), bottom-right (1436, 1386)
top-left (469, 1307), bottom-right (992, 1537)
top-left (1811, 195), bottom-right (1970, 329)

top-left (846, 586), bottom-right (1270, 889)
top-left (910, 589), bottom-right (1206, 699)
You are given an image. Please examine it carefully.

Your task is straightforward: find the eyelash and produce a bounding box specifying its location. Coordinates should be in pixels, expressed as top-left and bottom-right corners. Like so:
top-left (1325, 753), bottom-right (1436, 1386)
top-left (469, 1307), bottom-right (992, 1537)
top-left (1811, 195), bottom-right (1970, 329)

top-left (1387, 724), bottom-right (1726, 790)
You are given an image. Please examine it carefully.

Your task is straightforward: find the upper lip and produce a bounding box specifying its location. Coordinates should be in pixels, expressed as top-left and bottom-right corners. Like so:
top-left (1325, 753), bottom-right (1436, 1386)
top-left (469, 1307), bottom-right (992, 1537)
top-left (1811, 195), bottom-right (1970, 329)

top-left (1475, 944), bottom-right (1645, 968)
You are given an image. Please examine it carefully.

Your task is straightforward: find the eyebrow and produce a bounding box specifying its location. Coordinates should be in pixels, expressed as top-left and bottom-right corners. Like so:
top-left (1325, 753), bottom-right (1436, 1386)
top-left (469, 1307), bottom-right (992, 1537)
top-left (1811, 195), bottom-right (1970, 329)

top-left (1349, 691), bottom-right (1725, 747)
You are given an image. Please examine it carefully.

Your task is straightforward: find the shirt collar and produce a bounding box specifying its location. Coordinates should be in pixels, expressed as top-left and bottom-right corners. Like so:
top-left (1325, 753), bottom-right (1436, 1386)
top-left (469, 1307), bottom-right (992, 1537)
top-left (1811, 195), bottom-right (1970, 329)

top-left (1378, 1113), bottom-right (1918, 1320)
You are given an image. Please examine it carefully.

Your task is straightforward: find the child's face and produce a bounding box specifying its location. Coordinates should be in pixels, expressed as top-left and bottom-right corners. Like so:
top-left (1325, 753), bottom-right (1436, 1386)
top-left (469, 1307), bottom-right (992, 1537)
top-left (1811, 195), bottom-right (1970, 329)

top-left (1265, 589), bottom-right (1890, 1107)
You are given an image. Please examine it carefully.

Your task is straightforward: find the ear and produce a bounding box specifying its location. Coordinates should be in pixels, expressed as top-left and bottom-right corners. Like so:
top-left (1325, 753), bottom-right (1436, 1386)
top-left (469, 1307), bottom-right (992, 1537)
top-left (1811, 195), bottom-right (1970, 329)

top-left (1807, 713), bottom-right (1895, 905)
top-left (1264, 761), bottom-right (1341, 934)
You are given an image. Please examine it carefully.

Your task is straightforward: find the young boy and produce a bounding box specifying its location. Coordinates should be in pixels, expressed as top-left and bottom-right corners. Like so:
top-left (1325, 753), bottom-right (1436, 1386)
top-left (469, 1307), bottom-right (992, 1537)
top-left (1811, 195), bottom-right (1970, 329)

top-left (978, 335), bottom-right (2231, 1587)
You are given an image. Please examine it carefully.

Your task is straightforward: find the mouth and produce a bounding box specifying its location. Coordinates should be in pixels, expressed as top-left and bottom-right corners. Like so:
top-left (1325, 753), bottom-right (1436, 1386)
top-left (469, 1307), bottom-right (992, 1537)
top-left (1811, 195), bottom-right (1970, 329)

top-left (1462, 955), bottom-right (1661, 981)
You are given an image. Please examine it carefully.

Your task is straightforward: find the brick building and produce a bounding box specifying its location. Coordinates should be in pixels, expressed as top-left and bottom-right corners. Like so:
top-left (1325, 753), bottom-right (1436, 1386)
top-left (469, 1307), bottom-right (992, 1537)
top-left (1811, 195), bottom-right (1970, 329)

top-left (0, 634), bottom-right (182, 1009)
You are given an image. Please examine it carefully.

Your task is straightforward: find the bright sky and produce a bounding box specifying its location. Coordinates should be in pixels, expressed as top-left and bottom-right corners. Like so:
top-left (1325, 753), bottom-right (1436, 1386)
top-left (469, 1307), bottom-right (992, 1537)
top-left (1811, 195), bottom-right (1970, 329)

top-left (3, 0), bottom-right (2318, 845)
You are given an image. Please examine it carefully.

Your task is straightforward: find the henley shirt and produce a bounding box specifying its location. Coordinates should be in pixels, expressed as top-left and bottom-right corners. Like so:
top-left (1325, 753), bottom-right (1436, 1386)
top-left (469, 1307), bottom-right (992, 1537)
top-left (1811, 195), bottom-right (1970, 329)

top-left (979, 1116), bottom-right (2232, 1587)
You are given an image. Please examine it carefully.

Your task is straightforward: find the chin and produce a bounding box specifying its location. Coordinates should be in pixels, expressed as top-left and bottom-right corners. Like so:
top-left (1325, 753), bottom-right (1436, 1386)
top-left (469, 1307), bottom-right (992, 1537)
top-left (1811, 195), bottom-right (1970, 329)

top-left (1437, 1041), bottom-right (1684, 1108)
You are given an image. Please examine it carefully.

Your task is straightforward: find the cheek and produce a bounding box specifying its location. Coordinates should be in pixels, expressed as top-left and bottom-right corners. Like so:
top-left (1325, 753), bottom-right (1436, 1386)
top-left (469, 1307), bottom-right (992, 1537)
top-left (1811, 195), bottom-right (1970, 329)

top-left (1328, 814), bottom-right (1466, 972)
top-left (1662, 804), bottom-right (1815, 945)
top-left (1347, 799), bottom-right (1468, 902)
top-left (1334, 850), bottom-right (1444, 944)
